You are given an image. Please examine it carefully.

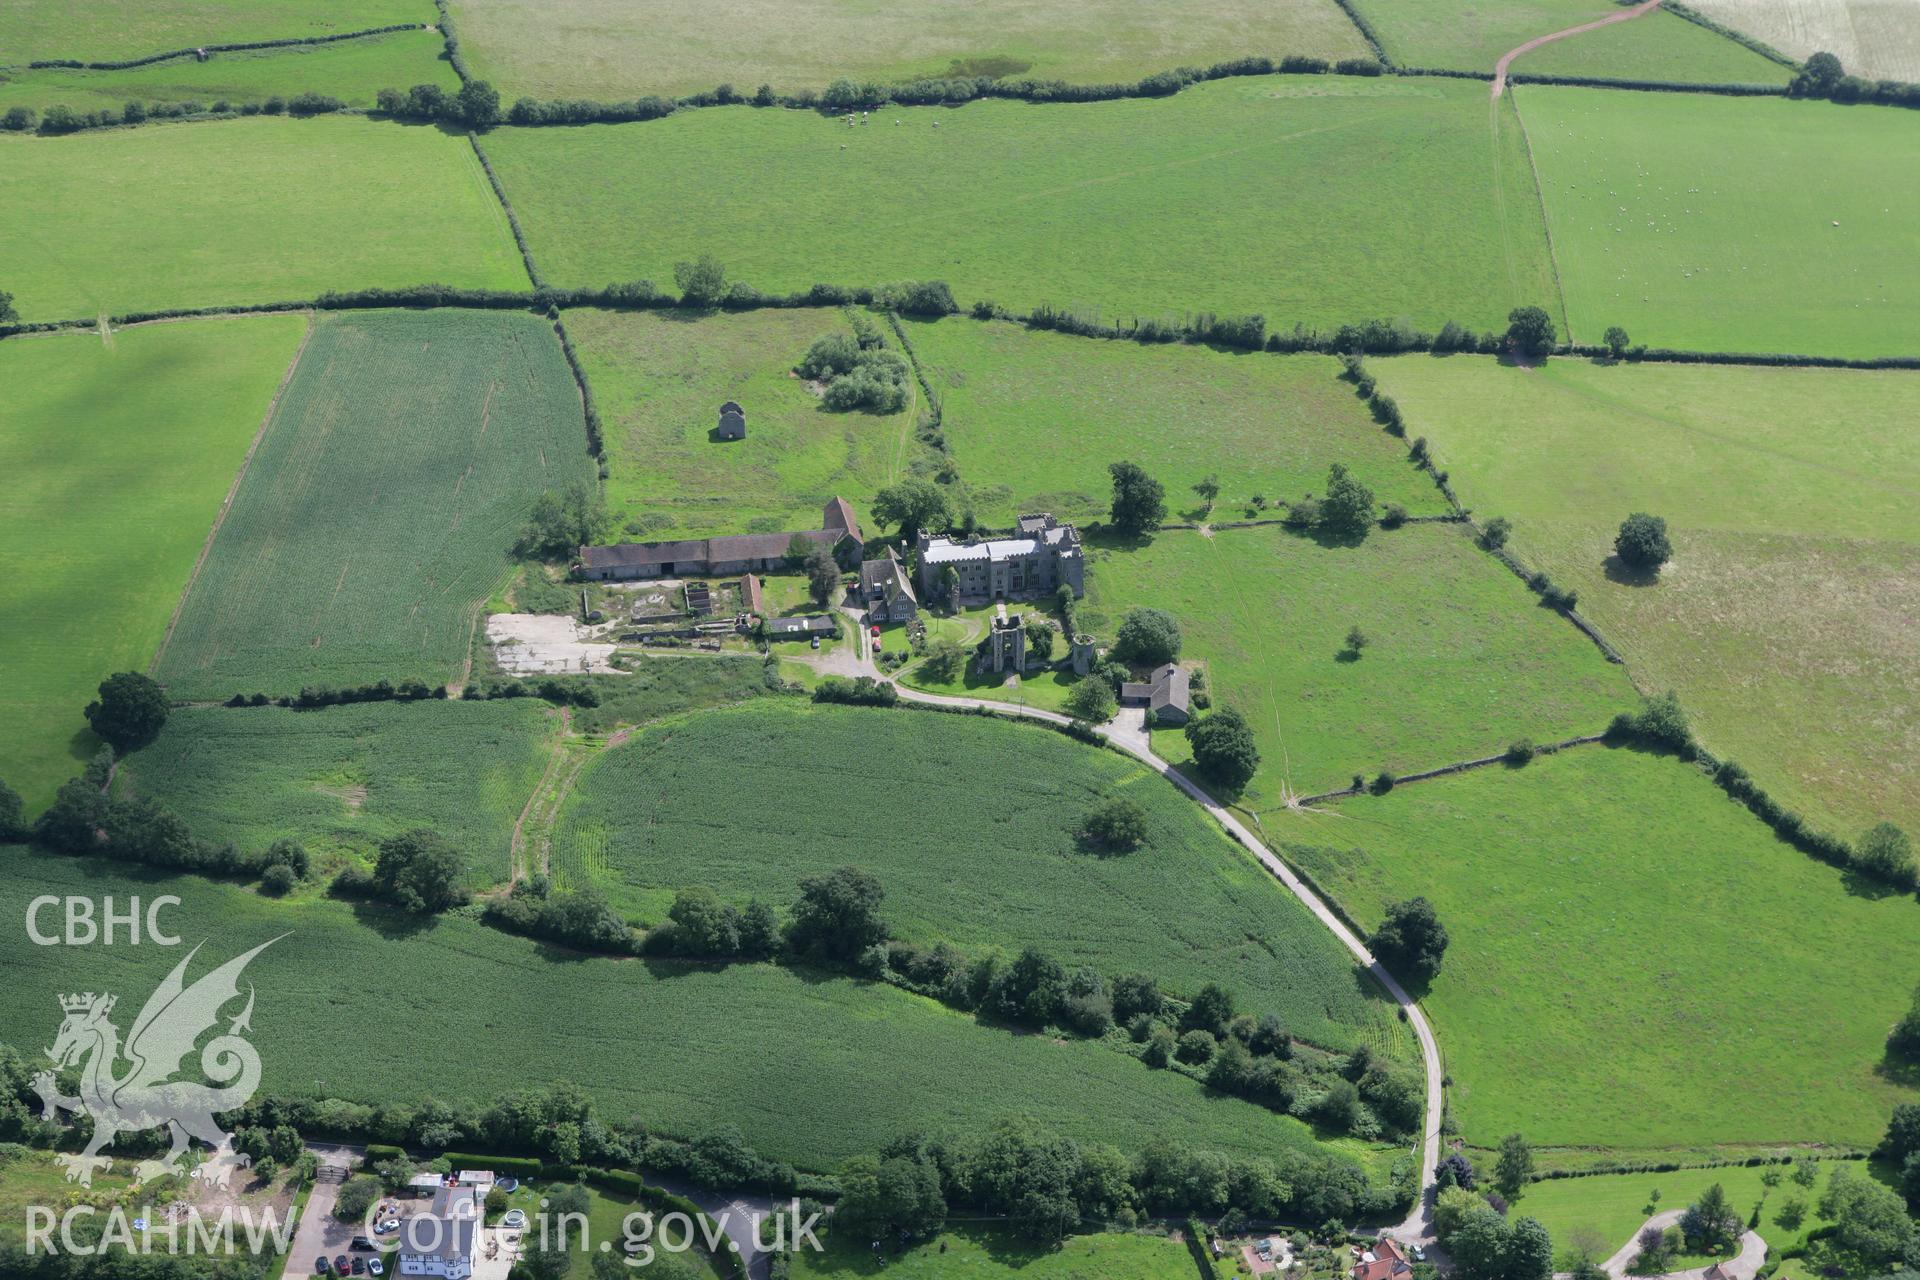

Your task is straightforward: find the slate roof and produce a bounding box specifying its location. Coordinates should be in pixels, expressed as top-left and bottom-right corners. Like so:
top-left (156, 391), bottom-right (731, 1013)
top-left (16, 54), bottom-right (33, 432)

top-left (579, 539), bottom-right (708, 571)
top-left (766, 615), bottom-right (836, 636)
top-left (401, 1187), bottom-right (477, 1263)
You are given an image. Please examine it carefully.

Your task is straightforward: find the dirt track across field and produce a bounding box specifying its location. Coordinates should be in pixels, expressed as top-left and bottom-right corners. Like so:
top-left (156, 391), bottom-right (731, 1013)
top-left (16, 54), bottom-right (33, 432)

top-left (1492, 0), bottom-right (1663, 97)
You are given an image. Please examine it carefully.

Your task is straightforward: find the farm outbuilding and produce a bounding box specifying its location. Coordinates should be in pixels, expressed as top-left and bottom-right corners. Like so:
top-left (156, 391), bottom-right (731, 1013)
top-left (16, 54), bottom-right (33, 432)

top-left (715, 400), bottom-right (745, 440)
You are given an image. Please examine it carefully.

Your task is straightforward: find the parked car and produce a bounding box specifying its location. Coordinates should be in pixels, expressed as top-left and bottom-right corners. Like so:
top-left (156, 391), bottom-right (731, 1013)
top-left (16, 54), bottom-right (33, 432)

top-left (350, 1260), bottom-right (367, 1276)
top-left (314, 1258), bottom-right (330, 1276)
top-left (367, 1261), bottom-right (384, 1278)
top-left (334, 1257), bottom-right (350, 1276)
top-left (810, 636), bottom-right (820, 649)
top-left (375, 1219), bottom-right (400, 1235)
top-left (351, 1236), bottom-right (375, 1251)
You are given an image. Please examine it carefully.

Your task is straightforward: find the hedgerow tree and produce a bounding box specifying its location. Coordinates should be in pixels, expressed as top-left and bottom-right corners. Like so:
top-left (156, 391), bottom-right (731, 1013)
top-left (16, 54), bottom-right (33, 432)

top-left (1506, 306), bottom-right (1557, 360)
top-left (1192, 474), bottom-right (1220, 512)
top-left (1857, 823), bottom-right (1916, 889)
top-left (1113, 607), bottom-right (1181, 666)
top-left (673, 253), bottom-right (727, 306)
top-left (1603, 326), bottom-right (1631, 358)
top-left (1495, 1132), bottom-right (1534, 1196)
top-left (1184, 707), bottom-right (1260, 791)
top-left (456, 79), bottom-right (501, 126)
top-left (871, 478), bottom-right (949, 542)
top-left (1369, 897), bottom-right (1449, 981)
top-left (374, 829), bottom-right (467, 914)
top-left (1888, 991), bottom-right (1920, 1058)
top-left (84, 672), bottom-right (169, 753)
top-left (1108, 461), bottom-right (1166, 535)
top-left (520, 481), bottom-right (605, 558)
top-left (0, 779), bottom-right (25, 842)
top-left (836, 1150), bottom-right (946, 1242)
top-left (786, 865), bottom-right (887, 961)
top-left (1791, 51), bottom-right (1845, 97)
top-left (1614, 512), bottom-right (1673, 569)
top-left (0, 290), bottom-right (16, 323)
top-left (1320, 463), bottom-right (1376, 537)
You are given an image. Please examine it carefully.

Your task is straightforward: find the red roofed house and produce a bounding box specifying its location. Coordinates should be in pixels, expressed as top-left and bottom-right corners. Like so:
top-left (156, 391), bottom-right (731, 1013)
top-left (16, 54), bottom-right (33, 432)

top-left (1353, 1239), bottom-right (1412, 1280)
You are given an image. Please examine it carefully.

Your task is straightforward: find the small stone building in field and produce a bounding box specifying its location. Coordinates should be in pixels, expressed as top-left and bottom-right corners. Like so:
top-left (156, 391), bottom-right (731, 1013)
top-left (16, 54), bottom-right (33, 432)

top-left (715, 400), bottom-right (746, 441)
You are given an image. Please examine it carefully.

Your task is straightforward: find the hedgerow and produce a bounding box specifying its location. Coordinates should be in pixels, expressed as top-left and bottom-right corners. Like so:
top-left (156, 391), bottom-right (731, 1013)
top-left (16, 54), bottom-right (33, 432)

top-left (28, 24), bottom-right (424, 71)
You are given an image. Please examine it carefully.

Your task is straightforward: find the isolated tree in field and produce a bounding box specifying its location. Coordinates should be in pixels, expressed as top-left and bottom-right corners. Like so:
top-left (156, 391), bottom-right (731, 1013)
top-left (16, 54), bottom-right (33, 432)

top-left (1080, 796), bottom-right (1148, 852)
top-left (802, 543), bottom-right (841, 606)
top-left (1108, 461), bottom-right (1166, 535)
top-left (1792, 1159), bottom-right (1820, 1190)
top-left (673, 253), bottom-right (727, 305)
top-left (1857, 822), bottom-right (1916, 889)
top-left (85, 671), bottom-right (169, 753)
top-left (521, 481), bottom-right (605, 558)
top-left (456, 78), bottom-right (502, 126)
top-left (1319, 463), bottom-right (1376, 537)
top-left (787, 865), bottom-right (887, 961)
top-left (1494, 1132), bottom-right (1534, 1196)
top-left (1192, 474), bottom-right (1220, 512)
top-left (1343, 625), bottom-right (1370, 657)
top-left (1113, 607), bottom-right (1181, 666)
top-left (374, 828), bottom-right (467, 913)
top-left (1775, 1197), bottom-right (1808, 1231)
top-left (1184, 707), bottom-right (1260, 791)
top-left (1063, 676), bottom-right (1116, 727)
top-left (1506, 306), bottom-right (1557, 360)
top-left (871, 477), bottom-right (950, 542)
top-left (1369, 896), bottom-right (1449, 981)
top-left (1614, 512), bottom-right (1673, 570)
top-left (1603, 326), bottom-right (1631, 358)
top-left (921, 637), bottom-right (967, 682)
top-left (1680, 1183), bottom-right (1741, 1250)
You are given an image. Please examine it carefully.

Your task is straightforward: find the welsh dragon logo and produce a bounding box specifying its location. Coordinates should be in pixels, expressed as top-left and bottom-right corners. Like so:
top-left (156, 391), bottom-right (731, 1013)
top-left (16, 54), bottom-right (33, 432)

top-left (33, 938), bottom-right (282, 1189)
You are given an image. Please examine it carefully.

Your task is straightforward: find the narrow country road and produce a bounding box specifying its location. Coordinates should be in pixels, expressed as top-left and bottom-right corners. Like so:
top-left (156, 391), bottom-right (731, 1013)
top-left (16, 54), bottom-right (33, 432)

top-left (1491, 0), bottom-right (1663, 97)
top-left (846, 625), bottom-right (1445, 1243)
top-left (1554, 1209), bottom-right (1767, 1280)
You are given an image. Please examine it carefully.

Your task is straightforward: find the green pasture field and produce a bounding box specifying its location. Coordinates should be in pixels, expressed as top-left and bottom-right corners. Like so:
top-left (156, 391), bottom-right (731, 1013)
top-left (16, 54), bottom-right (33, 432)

top-left (0, 316), bottom-right (306, 811)
top-left (1516, 1161), bottom-right (1841, 1268)
top-left (155, 309), bottom-right (591, 699)
top-left (1274, 744), bottom-right (1920, 1153)
top-left (0, 0), bottom-right (430, 63)
top-left (0, 848), bottom-right (1369, 1172)
top-left (1686, 0), bottom-right (1920, 82)
top-left (1348, 0), bottom-right (1788, 81)
top-left (901, 317), bottom-right (1442, 527)
top-left (453, 0), bottom-right (1370, 100)
top-left (0, 29), bottom-right (455, 115)
top-left (0, 116), bottom-right (525, 321)
top-left (490, 1180), bottom-right (730, 1280)
top-left (1519, 87), bottom-right (1920, 358)
top-left (1375, 353), bottom-right (1919, 834)
top-left (485, 76), bottom-right (1560, 336)
top-left (554, 701), bottom-right (1413, 1060)
top-left (566, 307), bottom-right (922, 539)
top-left (793, 1227), bottom-right (1193, 1279)
top-left (1081, 524), bottom-right (1633, 809)
top-left (113, 701), bottom-right (559, 885)
top-left (896, 653), bottom-right (1086, 714)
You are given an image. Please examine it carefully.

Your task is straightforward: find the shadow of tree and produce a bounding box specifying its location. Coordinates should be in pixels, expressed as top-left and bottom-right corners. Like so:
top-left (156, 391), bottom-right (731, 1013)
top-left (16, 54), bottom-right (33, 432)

top-left (1602, 554), bottom-right (1662, 587)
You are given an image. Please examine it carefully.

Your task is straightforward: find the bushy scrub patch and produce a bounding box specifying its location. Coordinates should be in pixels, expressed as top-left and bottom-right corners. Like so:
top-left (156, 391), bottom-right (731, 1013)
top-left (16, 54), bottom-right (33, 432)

top-left (1274, 745), bottom-right (1920, 1153)
top-left (0, 315), bottom-right (306, 809)
top-left (566, 307), bottom-right (923, 539)
top-left (0, 848), bottom-right (1363, 1169)
top-left (483, 76), bottom-right (1559, 336)
top-left (1520, 87), bottom-right (1920, 359)
top-left (903, 317), bottom-right (1441, 527)
top-left (0, 28), bottom-right (455, 117)
top-left (113, 700), bottom-right (558, 885)
top-left (1082, 524), bottom-right (1631, 807)
top-left (156, 309), bottom-right (592, 698)
top-left (451, 0), bottom-right (1371, 100)
top-left (0, 115), bottom-right (527, 320)
top-left (555, 701), bottom-right (1413, 1059)
top-left (1373, 353), bottom-right (1920, 834)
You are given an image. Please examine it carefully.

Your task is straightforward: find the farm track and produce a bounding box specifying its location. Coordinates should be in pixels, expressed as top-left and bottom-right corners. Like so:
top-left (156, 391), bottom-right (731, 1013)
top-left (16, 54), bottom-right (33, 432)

top-left (1492, 0), bottom-right (1664, 97)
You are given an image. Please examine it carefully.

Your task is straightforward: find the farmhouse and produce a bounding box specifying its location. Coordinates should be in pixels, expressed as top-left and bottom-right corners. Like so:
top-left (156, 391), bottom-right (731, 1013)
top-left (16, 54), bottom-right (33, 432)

top-left (398, 1185), bottom-right (477, 1279)
top-left (715, 400), bottom-right (746, 440)
top-left (859, 548), bottom-right (919, 623)
top-left (578, 498), bottom-right (863, 581)
top-left (915, 513), bottom-right (1085, 603)
top-left (1120, 663), bottom-right (1191, 725)
top-left (1351, 1238), bottom-right (1412, 1280)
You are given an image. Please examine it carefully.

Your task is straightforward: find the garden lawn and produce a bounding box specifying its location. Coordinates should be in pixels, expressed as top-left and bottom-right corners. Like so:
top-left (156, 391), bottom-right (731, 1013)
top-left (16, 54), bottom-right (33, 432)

top-left (452, 0), bottom-right (1370, 100)
top-left (0, 848), bottom-right (1365, 1172)
top-left (554, 701), bottom-right (1414, 1060)
top-left (1081, 524), bottom-right (1633, 808)
top-left (0, 316), bottom-right (307, 810)
top-left (1518, 86), bottom-right (1920, 358)
top-left (112, 701), bottom-right (560, 886)
top-left (0, 29), bottom-right (456, 115)
top-left (1273, 744), bottom-right (1920, 1153)
top-left (485, 76), bottom-right (1559, 336)
top-left (1683, 0), bottom-right (1920, 83)
top-left (1516, 1161), bottom-right (1842, 1268)
top-left (566, 307), bottom-right (921, 539)
top-left (0, 0), bottom-right (430, 62)
top-left (0, 116), bottom-right (525, 321)
top-left (792, 1228), bottom-right (1193, 1279)
top-left (1375, 353), bottom-right (1920, 835)
top-left (903, 318), bottom-right (1442, 527)
top-left (154, 309), bottom-right (592, 699)
top-left (1348, 0), bottom-right (1788, 81)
